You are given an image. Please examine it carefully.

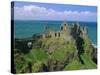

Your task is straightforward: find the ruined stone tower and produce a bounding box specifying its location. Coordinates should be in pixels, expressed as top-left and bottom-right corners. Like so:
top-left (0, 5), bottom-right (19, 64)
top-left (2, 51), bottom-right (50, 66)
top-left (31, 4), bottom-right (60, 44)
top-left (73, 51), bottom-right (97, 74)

top-left (60, 21), bottom-right (69, 31)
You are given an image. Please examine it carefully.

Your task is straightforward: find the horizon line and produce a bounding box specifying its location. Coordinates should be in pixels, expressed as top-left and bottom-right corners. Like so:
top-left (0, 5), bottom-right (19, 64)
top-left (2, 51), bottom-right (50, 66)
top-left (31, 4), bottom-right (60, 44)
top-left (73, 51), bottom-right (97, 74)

top-left (12, 19), bottom-right (97, 22)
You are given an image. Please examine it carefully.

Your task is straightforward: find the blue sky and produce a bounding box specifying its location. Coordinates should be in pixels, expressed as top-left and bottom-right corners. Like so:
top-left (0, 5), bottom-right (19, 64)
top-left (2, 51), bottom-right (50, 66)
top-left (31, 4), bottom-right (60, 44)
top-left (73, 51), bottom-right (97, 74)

top-left (13, 1), bottom-right (97, 22)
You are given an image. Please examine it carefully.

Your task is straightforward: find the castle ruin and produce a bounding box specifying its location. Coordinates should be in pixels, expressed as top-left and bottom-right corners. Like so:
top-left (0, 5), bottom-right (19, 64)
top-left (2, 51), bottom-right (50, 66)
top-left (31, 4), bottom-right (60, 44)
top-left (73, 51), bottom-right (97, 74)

top-left (42, 21), bottom-right (88, 40)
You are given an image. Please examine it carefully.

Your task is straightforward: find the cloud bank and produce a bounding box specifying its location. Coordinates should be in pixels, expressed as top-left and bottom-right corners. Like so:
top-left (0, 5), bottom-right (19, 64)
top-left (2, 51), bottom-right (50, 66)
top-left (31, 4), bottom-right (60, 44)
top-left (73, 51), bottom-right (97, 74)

top-left (14, 5), bottom-right (97, 22)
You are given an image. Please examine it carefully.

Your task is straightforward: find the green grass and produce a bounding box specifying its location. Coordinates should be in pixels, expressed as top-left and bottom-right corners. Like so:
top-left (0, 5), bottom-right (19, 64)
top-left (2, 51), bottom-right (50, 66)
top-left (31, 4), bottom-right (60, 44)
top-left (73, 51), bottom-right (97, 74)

top-left (64, 59), bottom-right (85, 70)
top-left (80, 54), bottom-right (97, 69)
top-left (20, 48), bottom-right (48, 72)
top-left (32, 61), bottom-right (42, 72)
top-left (67, 41), bottom-right (77, 52)
top-left (64, 53), bottom-right (97, 70)
top-left (14, 34), bottom-right (97, 73)
top-left (14, 48), bottom-right (48, 73)
top-left (83, 36), bottom-right (93, 55)
top-left (51, 47), bottom-right (66, 61)
top-left (48, 38), bottom-right (77, 61)
top-left (28, 48), bottom-right (49, 72)
top-left (42, 37), bottom-right (65, 47)
top-left (25, 48), bottom-right (48, 64)
top-left (80, 36), bottom-right (97, 69)
top-left (14, 49), bottom-right (27, 73)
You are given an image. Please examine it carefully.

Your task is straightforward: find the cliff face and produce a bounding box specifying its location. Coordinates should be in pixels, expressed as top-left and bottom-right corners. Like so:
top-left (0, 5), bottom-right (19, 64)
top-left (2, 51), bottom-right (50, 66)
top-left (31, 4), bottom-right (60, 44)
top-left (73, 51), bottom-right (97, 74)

top-left (14, 21), bottom-right (97, 73)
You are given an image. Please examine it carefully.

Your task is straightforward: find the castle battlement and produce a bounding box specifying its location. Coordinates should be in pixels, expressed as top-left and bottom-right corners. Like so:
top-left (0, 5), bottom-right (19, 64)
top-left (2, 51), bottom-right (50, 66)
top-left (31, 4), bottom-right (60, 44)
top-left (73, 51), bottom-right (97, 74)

top-left (42, 21), bottom-right (88, 40)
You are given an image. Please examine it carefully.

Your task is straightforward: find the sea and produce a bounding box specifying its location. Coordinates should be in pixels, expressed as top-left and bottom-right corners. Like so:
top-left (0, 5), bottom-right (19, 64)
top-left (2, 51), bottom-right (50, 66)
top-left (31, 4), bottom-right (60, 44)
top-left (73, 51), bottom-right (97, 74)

top-left (14, 20), bottom-right (97, 46)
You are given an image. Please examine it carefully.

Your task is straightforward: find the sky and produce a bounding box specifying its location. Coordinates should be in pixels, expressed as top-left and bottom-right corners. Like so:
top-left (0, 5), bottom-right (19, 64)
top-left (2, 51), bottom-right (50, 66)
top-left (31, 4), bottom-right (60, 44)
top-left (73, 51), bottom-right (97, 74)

top-left (12, 1), bottom-right (97, 22)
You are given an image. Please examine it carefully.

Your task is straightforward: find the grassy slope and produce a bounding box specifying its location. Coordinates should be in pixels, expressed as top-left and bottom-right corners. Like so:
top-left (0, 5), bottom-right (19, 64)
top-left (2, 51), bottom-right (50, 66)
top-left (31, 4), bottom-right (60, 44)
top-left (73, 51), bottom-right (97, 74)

top-left (64, 54), bottom-right (97, 70)
top-left (51, 47), bottom-right (66, 61)
top-left (64, 59), bottom-right (85, 70)
top-left (15, 48), bottom-right (48, 73)
top-left (80, 54), bottom-right (97, 69)
top-left (14, 49), bottom-right (26, 73)
top-left (81, 36), bottom-right (97, 69)
top-left (14, 36), bottom-right (97, 73)
top-left (24, 48), bottom-right (48, 64)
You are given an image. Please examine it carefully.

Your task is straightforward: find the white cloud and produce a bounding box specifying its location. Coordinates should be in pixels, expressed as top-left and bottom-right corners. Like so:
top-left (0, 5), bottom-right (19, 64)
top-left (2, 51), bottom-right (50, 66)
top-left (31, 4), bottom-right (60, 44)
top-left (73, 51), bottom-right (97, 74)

top-left (14, 5), bottom-right (97, 21)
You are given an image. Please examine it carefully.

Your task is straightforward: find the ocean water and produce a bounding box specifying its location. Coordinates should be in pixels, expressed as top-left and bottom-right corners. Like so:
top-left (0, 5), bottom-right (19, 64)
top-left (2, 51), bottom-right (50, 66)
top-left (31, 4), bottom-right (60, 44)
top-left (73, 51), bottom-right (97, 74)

top-left (14, 20), bottom-right (97, 45)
